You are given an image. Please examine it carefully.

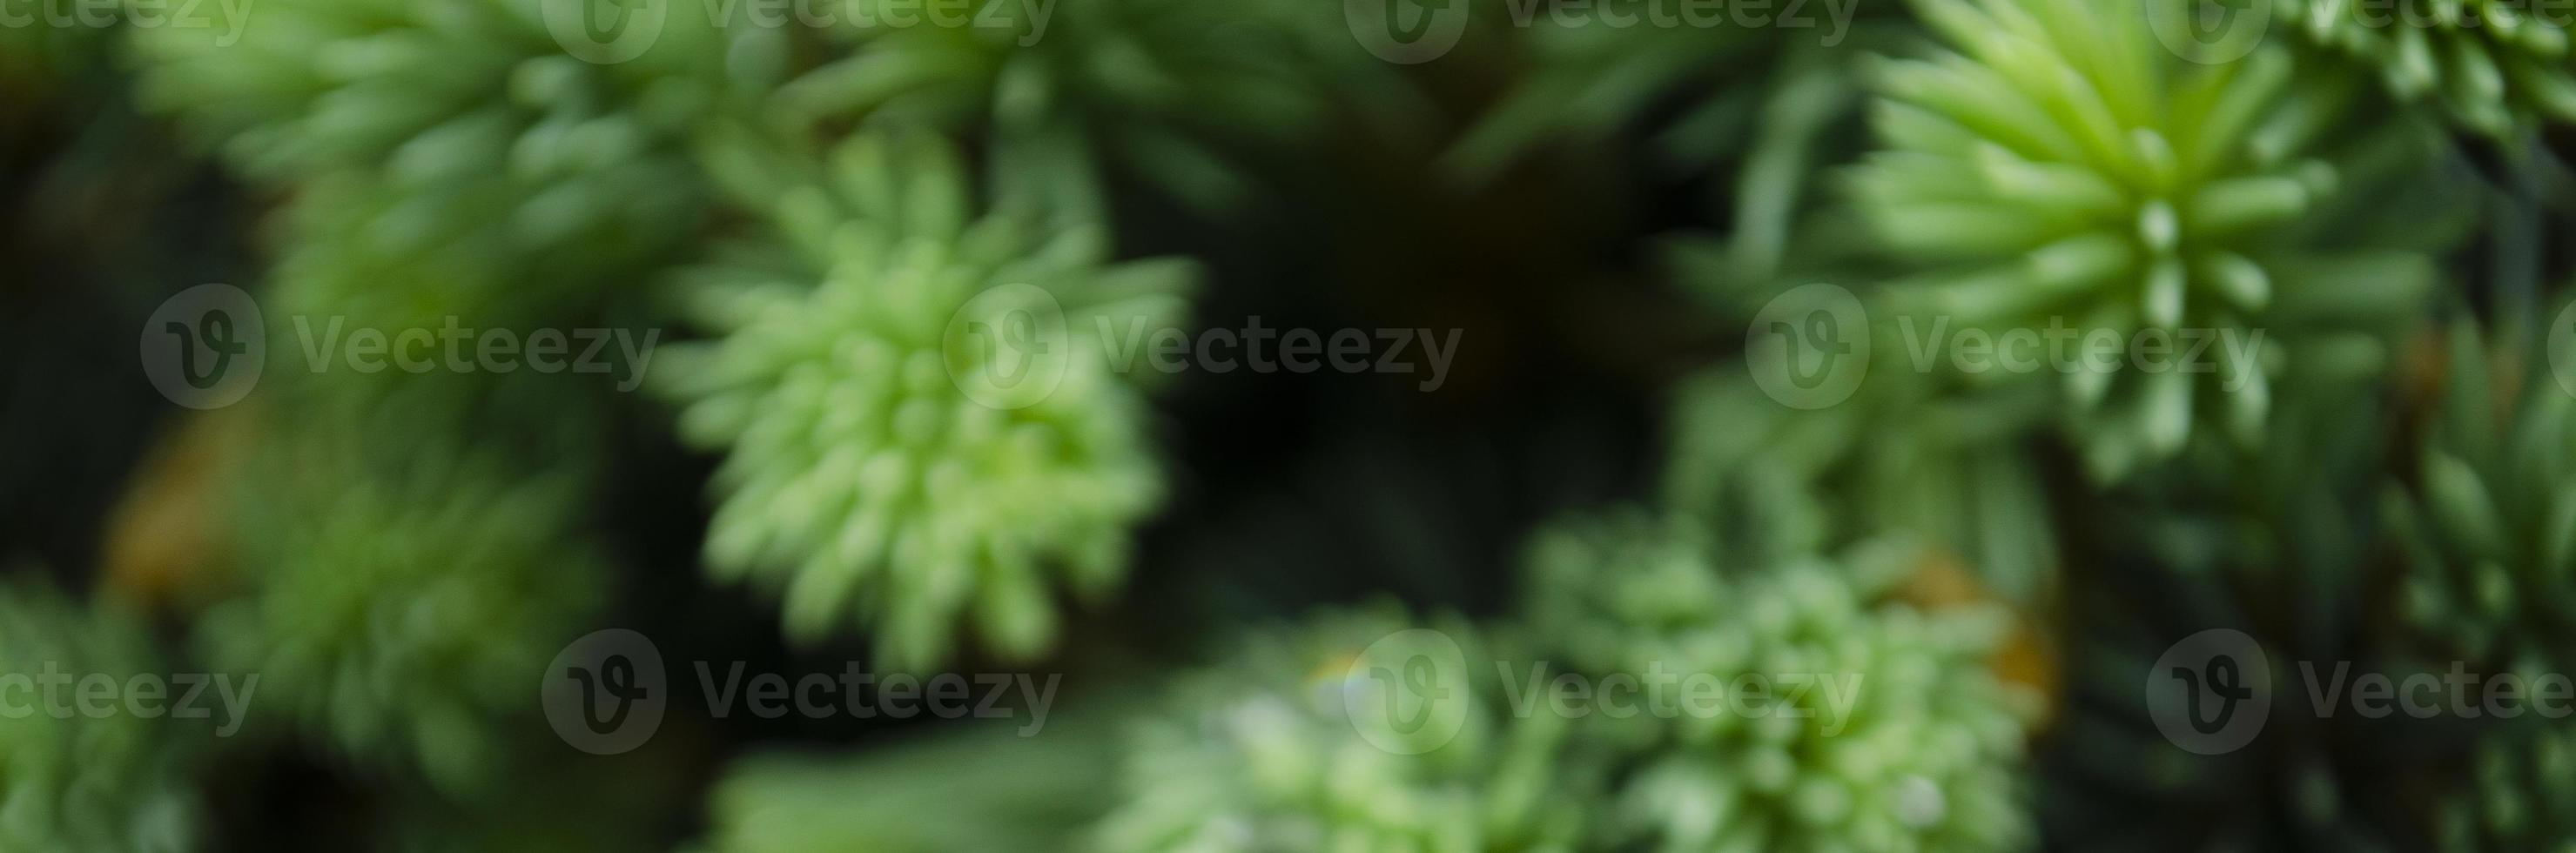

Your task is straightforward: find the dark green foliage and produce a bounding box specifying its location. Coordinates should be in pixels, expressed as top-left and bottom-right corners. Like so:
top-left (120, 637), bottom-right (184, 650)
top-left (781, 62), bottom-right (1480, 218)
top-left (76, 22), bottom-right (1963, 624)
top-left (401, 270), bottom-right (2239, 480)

top-left (14, 0), bottom-right (2576, 849)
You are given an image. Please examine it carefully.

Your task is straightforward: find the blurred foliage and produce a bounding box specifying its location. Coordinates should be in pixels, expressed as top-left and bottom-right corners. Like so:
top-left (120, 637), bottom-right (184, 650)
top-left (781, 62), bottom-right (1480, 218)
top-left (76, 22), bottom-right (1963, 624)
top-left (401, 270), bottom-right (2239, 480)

top-left (698, 718), bottom-right (1120, 852)
top-left (1851, 0), bottom-right (2455, 481)
top-left (126, 0), bottom-right (744, 292)
top-left (1662, 367), bottom-right (2061, 601)
top-left (1522, 513), bottom-right (2039, 851)
top-left (2283, 0), bottom-right (2576, 140)
top-left (2438, 717), bottom-right (2576, 849)
top-left (0, 579), bottom-right (203, 852)
top-left (2384, 312), bottom-right (2576, 673)
top-left (6, 0), bottom-right (2576, 850)
top-left (202, 377), bottom-right (609, 796)
top-left (659, 129), bottom-right (1190, 668)
top-left (767, 0), bottom-right (1420, 215)
top-left (1093, 608), bottom-right (1589, 851)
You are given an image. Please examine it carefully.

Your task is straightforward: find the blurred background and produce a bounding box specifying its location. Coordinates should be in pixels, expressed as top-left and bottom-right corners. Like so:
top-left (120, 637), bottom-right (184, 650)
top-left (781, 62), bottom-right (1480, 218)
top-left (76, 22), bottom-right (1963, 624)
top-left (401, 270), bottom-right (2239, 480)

top-left (5, 0), bottom-right (2576, 850)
